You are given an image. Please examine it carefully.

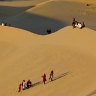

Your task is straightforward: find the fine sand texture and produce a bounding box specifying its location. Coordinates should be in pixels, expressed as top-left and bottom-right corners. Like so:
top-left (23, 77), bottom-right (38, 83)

top-left (0, 0), bottom-right (96, 96)
top-left (0, 0), bottom-right (48, 6)
top-left (0, 26), bottom-right (96, 96)
top-left (0, 0), bottom-right (96, 34)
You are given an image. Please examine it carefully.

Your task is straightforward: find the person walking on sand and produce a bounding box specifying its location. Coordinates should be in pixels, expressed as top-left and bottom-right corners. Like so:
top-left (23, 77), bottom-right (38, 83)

top-left (42, 73), bottom-right (47, 84)
top-left (49, 70), bottom-right (54, 81)
top-left (22, 80), bottom-right (27, 90)
top-left (27, 80), bottom-right (32, 88)
top-left (18, 83), bottom-right (22, 92)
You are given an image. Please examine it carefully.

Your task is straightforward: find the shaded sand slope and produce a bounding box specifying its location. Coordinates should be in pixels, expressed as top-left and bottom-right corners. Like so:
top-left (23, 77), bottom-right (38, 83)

top-left (0, 26), bottom-right (96, 96)
top-left (6, 12), bottom-right (66, 35)
top-left (0, 0), bottom-right (48, 23)
top-left (0, 0), bottom-right (48, 6)
top-left (3, 0), bottom-right (96, 34)
top-left (0, 6), bottom-right (32, 16)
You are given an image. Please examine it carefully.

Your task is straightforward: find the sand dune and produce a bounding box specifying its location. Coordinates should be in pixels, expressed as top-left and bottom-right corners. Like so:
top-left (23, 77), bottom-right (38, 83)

top-left (0, 5), bottom-right (32, 16)
top-left (0, 26), bottom-right (96, 96)
top-left (0, 0), bottom-right (48, 6)
top-left (0, 0), bottom-right (96, 96)
top-left (55, 0), bottom-right (96, 4)
top-left (0, 0), bottom-right (96, 34)
top-left (69, 0), bottom-right (96, 4)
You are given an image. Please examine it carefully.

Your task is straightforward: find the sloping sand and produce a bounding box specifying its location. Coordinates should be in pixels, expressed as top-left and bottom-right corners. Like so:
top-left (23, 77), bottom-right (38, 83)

top-left (0, 0), bottom-right (96, 96)
top-left (0, 26), bottom-right (96, 96)
top-left (0, 0), bottom-right (96, 34)
top-left (0, 0), bottom-right (48, 6)
top-left (67, 0), bottom-right (96, 4)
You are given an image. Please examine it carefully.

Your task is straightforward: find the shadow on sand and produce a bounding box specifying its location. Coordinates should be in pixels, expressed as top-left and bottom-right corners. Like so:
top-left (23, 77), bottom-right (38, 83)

top-left (1, 2), bottom-right (96, 35)
top-left (87, 90), bottom-right (96, 96)
top-left (0, 5), bottom-right (33, 16)
top-left (3, 11), bottom-right (68, 35)
top-left (31, 72), bottom-right (70, 88)
top-left (52, 72), bottom-right (69, 82)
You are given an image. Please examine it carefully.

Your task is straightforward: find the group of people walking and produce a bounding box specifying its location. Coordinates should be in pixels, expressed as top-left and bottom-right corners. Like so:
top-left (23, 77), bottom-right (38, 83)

top-left (42, 70), bottom-right (54, 84)
top-left (18, 80), bottom-right (32, 92)
top-left (18, 70), bottom-right (54, 92)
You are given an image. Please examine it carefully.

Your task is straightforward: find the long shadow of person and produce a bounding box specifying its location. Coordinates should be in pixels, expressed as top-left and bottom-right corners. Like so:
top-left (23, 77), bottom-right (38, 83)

top-left (47, 72), bottom-right (70, 84)
top-left (53, 72), bottom-right (69, 81)
top-left (29, 72), bottom-right (70, 89)
top-left (32, 81), bottom-right (43, 88)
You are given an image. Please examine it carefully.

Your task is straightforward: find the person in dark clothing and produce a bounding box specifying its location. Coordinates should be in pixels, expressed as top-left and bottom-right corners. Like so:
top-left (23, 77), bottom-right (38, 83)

top-left (27, 80), bottom-right (32, 88)
top-left (49, 70), bottom-right (54, 81)
top-left (42, 73), bottom-right (47, 84)
top-left (5, 23), bottom-right (7, 26)
top-left (47, 29), bottom-right (51, 34)
top-left (72, 18), bottom-right (76, 28)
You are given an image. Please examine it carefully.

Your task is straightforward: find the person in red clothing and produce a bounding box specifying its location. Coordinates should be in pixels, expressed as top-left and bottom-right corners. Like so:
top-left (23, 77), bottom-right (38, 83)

top-left (42, 73), bottom-right (47, 84)
top-left (49, 70), bottom-right (54, 81)
top-left (18, 83), bottom-right (22, 92)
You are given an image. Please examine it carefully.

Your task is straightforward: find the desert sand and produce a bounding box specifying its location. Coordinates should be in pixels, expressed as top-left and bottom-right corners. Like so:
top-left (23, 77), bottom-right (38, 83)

top-left (0, 0), bottom-right (96, 34)
top-left (0, 0), bottom-right (96, 96)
